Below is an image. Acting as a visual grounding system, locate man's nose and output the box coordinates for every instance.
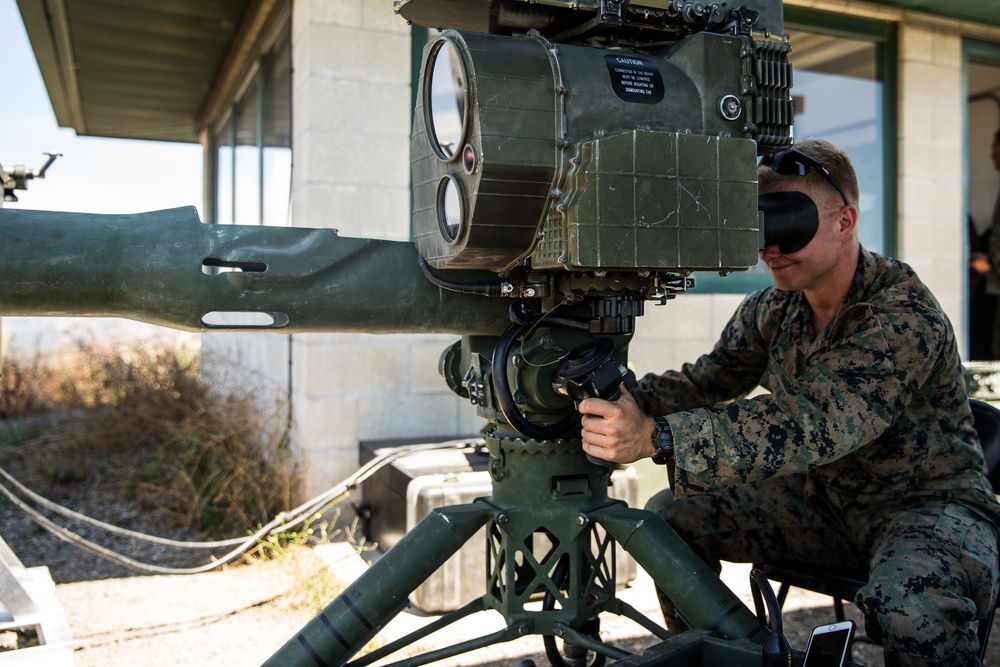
[759,244,781,260]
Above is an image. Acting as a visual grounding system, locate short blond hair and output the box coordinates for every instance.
[758,138,859,207]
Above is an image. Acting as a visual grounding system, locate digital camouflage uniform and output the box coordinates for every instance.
[635,247,1000,666]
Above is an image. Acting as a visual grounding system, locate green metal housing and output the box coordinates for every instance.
[410,28,788,273]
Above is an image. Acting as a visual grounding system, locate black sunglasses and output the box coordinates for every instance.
[760,149,851,207]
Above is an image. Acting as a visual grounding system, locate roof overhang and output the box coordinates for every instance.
[16,1,1000,145]
[16,0,278,144]
[871,0,1000,29]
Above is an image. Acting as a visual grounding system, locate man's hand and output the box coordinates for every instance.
[971,251,991,275]
[578,388,658,464]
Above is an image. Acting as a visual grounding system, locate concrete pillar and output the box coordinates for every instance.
[289,1,479,497]
[896,26,965,341]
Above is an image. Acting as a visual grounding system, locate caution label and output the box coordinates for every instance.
[605,54,665,105]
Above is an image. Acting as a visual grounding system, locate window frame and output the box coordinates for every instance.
[208,9,292,227]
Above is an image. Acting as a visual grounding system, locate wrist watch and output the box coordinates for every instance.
[650,417,674,465]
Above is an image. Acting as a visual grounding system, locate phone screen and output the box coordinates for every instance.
[803,625,853,667]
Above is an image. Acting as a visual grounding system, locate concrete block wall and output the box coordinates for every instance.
[895,26,966,336]
[289,1,479,497]
[628,292,747,380]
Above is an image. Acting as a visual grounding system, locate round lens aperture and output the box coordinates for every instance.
[437,176,465,244]
[427,39,468,161]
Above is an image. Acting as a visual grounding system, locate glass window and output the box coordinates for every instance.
[212,19,291,227]
[967,57,1000,246]
[234,76,262,227]
[263,26,292,227]
[696,13,894,293]
[788,31,887,256]
[216,115,234,225]
[965,43,1000,361]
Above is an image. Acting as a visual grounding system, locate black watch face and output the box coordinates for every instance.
[652,419,673,464]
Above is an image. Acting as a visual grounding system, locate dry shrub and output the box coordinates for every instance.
[0,348,79,417]
[0,339,300,535]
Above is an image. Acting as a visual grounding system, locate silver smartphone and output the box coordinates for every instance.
[802,620,856,667]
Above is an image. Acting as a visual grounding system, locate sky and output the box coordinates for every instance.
[0,0,203,215]
[1,0,205,352]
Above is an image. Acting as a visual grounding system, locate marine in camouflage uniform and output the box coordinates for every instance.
[638,247,1000,665]
[578,139,1000,666]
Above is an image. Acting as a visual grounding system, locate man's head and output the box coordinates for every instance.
[759,138,860,209]
[756,139,861,295]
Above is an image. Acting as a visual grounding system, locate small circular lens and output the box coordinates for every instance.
[437,176,464,244]
[462,144,476,174]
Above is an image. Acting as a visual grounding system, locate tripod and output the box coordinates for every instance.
[262,316,769,667]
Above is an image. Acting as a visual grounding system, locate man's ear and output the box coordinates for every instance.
[838,204,859,239]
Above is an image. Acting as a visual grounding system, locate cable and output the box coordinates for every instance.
[0,464,247,549]
[417,255,503,297]
[492,320,582,440]
[749,568,793,667]
[0,438,482,575]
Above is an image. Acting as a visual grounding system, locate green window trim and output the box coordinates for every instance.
[409,26,429,232]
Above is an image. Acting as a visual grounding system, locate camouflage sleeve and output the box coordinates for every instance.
[632,290,776,417]
[668,296,948,498]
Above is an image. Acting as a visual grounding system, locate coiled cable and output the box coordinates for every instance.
[0,438,482,575]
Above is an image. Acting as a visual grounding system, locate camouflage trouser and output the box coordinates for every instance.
[645,473,999,667]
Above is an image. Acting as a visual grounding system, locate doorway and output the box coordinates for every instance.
[966,59,1000,361]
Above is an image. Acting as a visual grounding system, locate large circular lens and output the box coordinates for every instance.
[427,39,468,161]
[437,175,465,243]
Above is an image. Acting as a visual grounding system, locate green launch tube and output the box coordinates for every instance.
[0,207,511,335]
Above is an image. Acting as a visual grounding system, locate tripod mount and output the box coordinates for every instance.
[263,296,769,667]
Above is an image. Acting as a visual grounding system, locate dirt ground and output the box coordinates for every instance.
[43,548,904,667]
[0,445,996,666]
[42,547,865,667]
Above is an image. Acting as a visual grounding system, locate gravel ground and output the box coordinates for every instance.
[1,445,998,666]
[0,452,214,584]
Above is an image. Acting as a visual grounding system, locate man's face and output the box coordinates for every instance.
[759,183,847,293]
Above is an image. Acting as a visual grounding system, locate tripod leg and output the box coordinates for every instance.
[262,502,493,667]
[594,502,768,644]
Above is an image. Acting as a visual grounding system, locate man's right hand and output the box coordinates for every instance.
[578,388,658,465]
